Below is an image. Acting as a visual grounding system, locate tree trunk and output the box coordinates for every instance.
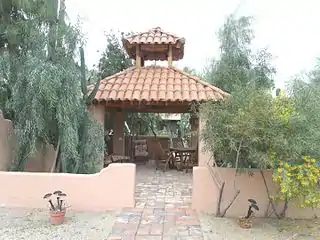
[260,170,281,219]
[216,182,225,216]
[56,0,66,49]
[50,140,60,172]
[280,196,288,218]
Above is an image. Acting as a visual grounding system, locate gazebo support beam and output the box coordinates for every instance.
[168,45,173,67]
[135,44,141,68]
[112,110,125,155]
[190,114,199,148]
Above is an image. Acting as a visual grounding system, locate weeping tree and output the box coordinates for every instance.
[1,0,103,173]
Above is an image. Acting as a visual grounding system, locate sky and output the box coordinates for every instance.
[66,0,320,89]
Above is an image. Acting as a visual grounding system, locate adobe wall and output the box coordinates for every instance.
[0,110,55,172]
[193,115,320,219]
[0,163,136,211]
[192,166,320,219]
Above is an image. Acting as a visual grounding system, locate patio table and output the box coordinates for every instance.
[169,147,197,171]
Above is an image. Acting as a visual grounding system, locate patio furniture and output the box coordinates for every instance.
[104,154,131,167]
[154,139,173,172]
[169,146,197,172]
[171,137,184,165]
[132,139,149,163]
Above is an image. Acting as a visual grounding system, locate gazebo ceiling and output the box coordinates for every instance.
[88,66,229,112]
[122,27,185,61]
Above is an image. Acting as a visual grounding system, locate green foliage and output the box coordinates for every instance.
[200,86,281,169]
[125,113,162,136]
[4,12,84,171]
[77,46,104,173]
[0,0,103,173]
[287,77,320,159]
[182,66,200,77]
[273,157,320,208]
[97,31,132,79]
[177,113,191,143]
[203,15,275,92]
[77,116,104,173]
[272,92,295,126]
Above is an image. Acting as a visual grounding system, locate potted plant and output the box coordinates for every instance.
[43,190,67,225]
[238,199,259,229]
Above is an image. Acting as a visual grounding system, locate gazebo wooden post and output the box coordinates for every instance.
[168,45,173,67]
[112,110,125,156]
[88,103,105,170]
[189,111,199,148]
[135,45,141,68]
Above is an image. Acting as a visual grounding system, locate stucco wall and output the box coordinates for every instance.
[192,166,320,219]
[0,163,135,211]
[0,110,56,172]
[194,114,320,219]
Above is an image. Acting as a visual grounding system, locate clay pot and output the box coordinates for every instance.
[50,211,66,225]
[238,217,253,229]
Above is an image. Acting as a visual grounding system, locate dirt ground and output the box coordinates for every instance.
[1,207,319,239]
[200,213,320,240]
[268,218,320,239]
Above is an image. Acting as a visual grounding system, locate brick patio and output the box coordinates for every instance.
[107,166,204,239]
[135,166,192,209]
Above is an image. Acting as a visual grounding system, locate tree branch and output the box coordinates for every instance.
[220,189,240,217]
[260,170,281,219]
[235,138,243,169]
[50,139,60,173]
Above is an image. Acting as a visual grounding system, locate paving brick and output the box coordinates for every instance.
[150,223,163,235]
[108,166,205,239]
[137,224,151,235]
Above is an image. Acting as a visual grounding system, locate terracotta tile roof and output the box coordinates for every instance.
[89,66,229,103]
[124,27,185,45]
[122,27,185,61]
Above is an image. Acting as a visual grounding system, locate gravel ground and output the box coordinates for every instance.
[0,207,117,240]
[1,207,319,240]
[200,213,320,240]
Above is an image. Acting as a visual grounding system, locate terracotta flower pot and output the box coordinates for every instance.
[238,217,253,229]
[50,211,66,225]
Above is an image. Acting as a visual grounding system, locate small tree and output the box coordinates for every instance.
[201,86,280,169]
[273,157,320,209]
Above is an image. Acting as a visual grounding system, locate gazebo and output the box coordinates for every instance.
[88,27,228,167]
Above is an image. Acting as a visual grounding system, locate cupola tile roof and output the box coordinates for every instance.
[122,27,185,61]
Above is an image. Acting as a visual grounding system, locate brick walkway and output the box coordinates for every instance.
[107,166,204,240]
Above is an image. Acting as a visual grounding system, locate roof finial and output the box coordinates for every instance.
[152,27,161,32]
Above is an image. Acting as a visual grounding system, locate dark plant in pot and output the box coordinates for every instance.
[43,190,68,225]
[238,199,259,229]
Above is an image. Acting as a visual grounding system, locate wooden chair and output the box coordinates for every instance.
[171,137,185,167]
[155,139,172,172]
[132,139,149,163]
